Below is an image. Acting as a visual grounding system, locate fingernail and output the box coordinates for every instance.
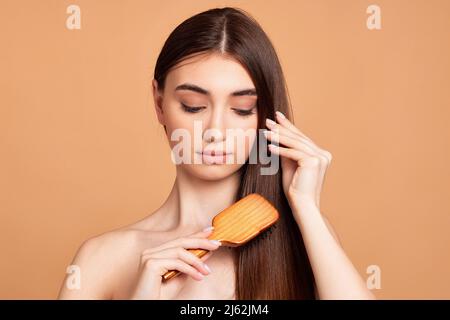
[266,118,276,128]
[203,226,214,232]
[209,240,221,246]
[197,272,205,280]
[276,111,285,119]
[204,263,211,273]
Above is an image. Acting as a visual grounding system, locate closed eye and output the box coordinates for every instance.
[180,103,206,113]
[181,103,256,117]
[232,107,256,117]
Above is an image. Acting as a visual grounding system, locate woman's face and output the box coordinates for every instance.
[153,52,259,181]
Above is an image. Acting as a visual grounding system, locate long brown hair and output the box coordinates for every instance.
[153,7,316,299]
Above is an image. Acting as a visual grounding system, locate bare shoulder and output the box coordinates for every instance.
[58,217,161,299]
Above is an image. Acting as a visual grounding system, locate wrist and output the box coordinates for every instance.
[288,194,318,212]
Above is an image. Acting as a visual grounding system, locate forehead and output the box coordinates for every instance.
[165,53,255,94]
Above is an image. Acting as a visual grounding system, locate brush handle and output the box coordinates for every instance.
[162,248,209,281]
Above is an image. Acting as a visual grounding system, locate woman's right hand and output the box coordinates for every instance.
[129,227,221,299]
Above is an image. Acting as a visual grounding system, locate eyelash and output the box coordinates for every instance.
[180,103,205,113]
[181,103,256,117]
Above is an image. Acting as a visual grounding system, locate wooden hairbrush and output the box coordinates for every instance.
[162,193,279,281]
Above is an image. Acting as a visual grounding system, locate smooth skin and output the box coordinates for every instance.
[58,52,375,300]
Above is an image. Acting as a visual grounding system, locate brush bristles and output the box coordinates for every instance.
[232,223,278,250]
[226,224,278,250]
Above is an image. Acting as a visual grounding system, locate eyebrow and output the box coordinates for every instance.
[175,83,257,97]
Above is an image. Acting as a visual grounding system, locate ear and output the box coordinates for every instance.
[152,79,165,126]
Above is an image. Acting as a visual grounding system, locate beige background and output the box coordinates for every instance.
[1,0,449,299]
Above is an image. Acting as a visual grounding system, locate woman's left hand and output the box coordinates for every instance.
[263,111,333,211]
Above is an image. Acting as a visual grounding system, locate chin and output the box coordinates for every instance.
[181,163,243,181]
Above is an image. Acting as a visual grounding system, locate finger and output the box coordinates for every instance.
[178,237,222,251]
[268,144,311,163]
[189,226,215,238]
[146,247,212,275]
[155,237,221,253]
[266,118,310,142]
[265,121,322,154]
[150,258,205,281]
[264,130,315,155]
[200,251,214,262]
[275,111,312,141]
[147,229,218,253]
[268,115,333,163]
[179,249,212,275]
[269,143,325,209]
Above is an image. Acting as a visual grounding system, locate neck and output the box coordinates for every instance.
[161,167,242,233]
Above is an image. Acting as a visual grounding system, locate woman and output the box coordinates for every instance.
[58,7,375,300]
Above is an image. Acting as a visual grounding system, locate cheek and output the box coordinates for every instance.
[164,104,183,128]
[164,105,195,137]
[226,126,258,157]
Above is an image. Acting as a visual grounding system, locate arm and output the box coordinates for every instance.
[265,111,375,299]
[293,200,376,300]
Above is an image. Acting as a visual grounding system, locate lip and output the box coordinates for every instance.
[196,150,233,156]
[196,150,233,164]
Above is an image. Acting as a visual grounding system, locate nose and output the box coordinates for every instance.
[206,135,217,143]
[203,107,226,143]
